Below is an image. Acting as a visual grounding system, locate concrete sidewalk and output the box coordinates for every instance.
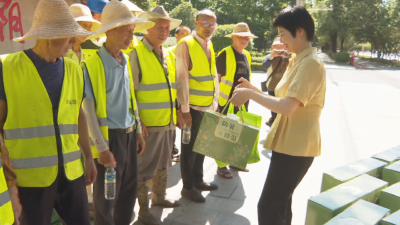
[126,54,400,225]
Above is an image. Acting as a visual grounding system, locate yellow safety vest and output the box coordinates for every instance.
[135,41,177,127]
[82,49,99,59]
[0,156,14,225]
[218,46,252,106]
[1,52,84,187]
[180,36,216,107]
[84,53,137,159]
[66,48,90,65]
[122,36,139,55]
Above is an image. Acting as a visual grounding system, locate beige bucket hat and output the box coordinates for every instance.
[138,5,182,30]
[121,0,143,13]
[88,0,154,39]
[14,0,94,42]
[70,4,102,31]
[225,23,258,39]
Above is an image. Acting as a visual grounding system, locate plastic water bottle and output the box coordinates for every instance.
[182,124,191,144]
[105,166,116,200]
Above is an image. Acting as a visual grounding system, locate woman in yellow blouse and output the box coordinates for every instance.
[67,4,101,63]
[231,6,326,225]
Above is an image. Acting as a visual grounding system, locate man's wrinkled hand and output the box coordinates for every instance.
[182,112,192,129]
[176,110,185,129]
[98,150,117,168]
[9,186,22,225]
[84,158,97,185]
[137,133,146,155]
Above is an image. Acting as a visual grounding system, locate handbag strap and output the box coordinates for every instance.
[264,57,283,84]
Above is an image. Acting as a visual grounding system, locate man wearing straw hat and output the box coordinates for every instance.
[216,22,257,178]
[82,0,109,56]
[121,0,144,54]
[128,5,182,224]
[82,1,153,224]
[67,3,102,64]
[175,9,220,203]
[0,0,97,224]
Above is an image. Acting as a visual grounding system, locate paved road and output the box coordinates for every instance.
[127,54,400,225]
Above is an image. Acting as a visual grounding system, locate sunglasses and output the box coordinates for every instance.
[198,21,218,29]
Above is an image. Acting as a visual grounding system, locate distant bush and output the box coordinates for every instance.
[252,56,266,64]
[251,63,266,71]
[335,52,351,63]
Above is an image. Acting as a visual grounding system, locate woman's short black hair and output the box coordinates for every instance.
[273,6,315,41]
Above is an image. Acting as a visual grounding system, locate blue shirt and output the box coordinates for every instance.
[84,46,135,129]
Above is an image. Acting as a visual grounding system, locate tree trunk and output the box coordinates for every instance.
[330,33,338,54]
[340,37,345,52]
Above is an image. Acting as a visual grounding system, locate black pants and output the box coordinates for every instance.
[268,91,277,122]
[180,108,205,190]
[93,129,138,225]
[19,167,90,225]
[258,151,314,225]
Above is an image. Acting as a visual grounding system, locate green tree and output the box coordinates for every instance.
[169,2,198,31]
[155,0,185,12]
[129,0,156,11]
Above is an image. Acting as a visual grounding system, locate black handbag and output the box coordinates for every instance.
[261,58,282,92]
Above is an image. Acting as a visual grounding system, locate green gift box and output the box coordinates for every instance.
[321,158,387,192]
[379,182,400,212]
[381,210,400,225]
[306,174,388,225]
[193,110,259,169]
[325,200,390,225]
[383,161,400,185]
[373,149,400,164]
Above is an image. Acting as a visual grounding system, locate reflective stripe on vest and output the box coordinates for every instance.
[1,52,84,187]
[84,53,137,158]
[4,124,78,140]
[218,46,252,106]
[180,36,216,107]
[135,41,177,127]
[0,155,14,224]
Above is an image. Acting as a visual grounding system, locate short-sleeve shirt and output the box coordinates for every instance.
[264,47,326,157]
[84,46,135,129]
[216,47,250,95]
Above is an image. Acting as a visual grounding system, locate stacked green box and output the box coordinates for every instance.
[372,149,400,164]
[379,182,400,212]
[383,161,400,185]
[325,200,390,225]
[321,158,387,192]
[305,174,388,225]
[381,210,400,225]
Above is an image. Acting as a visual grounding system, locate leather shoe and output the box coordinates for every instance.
[195,181,218,191]
[181,187,205,202]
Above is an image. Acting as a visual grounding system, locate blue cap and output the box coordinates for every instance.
[87,0,109,14]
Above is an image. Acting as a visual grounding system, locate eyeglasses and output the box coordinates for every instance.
[198,21,218,29]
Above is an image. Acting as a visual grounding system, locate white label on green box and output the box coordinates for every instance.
[215,117,242,143]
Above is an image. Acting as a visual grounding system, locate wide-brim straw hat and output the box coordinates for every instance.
[121,0,143,12]
[138,5,182,30]
[88,1,154,39]
[70,4,102,31]
[14,0,94,42]
[225,22,258,39]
